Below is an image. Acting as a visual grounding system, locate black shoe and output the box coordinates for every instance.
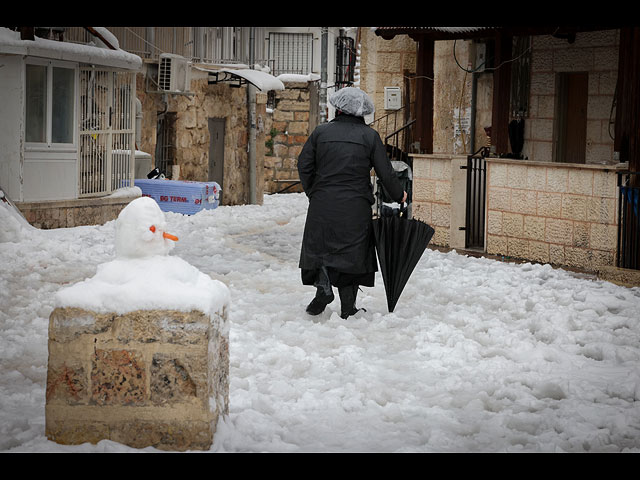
[306,289,334,315]
[338,284,366,319]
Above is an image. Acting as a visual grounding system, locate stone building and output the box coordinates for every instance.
[363,27,638,277]
[136,66,272,206]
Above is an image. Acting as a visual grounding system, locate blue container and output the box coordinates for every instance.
[134,179,221,215]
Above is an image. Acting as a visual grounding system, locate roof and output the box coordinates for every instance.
[374,26,620,40]
[0,27,142,71]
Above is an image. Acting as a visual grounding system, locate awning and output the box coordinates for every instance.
[197,66,285,92]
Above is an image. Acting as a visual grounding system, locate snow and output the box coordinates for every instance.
[53,197,230,332]
[277,73,321,84]
[1,192,640,452]
[220,68,285,92]
[0,27,142,71]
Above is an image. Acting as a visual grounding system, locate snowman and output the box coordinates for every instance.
[115,196,179,258]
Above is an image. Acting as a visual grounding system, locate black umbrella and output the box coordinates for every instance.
[372,214,435,312]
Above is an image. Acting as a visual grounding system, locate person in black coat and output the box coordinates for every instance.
[297,87,406,319]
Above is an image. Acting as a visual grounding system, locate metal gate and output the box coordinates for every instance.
[78,67,136,197]
[617,171,640,269]
[463,147,489,249]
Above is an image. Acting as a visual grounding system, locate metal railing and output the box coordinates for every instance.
[617,171,640,270]
[63,27,270,66]
[462,146,490,249]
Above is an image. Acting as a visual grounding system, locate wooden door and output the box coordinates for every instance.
[555,72,588,164]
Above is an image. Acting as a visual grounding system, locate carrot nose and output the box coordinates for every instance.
[149,225,178,241]
[163,232,178,241]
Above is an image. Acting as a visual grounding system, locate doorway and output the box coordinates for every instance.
[208,118,225,200]
[554,72,588,164]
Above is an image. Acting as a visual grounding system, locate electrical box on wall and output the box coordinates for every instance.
[384,86,402,110]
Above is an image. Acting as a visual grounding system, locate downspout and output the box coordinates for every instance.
[470,71,478,154]
[320,27,328,123]
[248,27,257,204]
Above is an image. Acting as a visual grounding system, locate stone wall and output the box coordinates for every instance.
[45,307,229,451]
[411,154,626,272]
[486,158,625,271]
[16,195,137,229]
[359,28,416,123]
[411,154,468,249]
[524,30,620,164]
[137,68,266,206]
[263,80,319,194]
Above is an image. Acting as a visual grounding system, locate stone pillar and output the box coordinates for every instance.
[45,306,229,451]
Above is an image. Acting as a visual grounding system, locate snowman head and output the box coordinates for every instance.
[115,196,178,259]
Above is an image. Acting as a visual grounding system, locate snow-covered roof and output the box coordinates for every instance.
[0,27,142,71]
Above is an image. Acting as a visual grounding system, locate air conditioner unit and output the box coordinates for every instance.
[158,54,191,93]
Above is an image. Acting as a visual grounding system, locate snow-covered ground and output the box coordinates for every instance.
[1,192,640,452]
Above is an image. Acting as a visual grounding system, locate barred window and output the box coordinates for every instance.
[268,32,313,76]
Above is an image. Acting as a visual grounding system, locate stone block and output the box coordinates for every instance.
[567,169,593,195]
[507,165,527,188]
[413,179,436,202]
[45,307,229,451]
[412,158,431,178]
[592,170,617,198]
[488,163,507,187]
[487,235,508,256]
[431,203,451,228]
[507,237,529,259]
[587,197,616,224]
[487,210,502,235]
[511,190,537,215]
[590,223,617,251]
[597,265,640,287]
[412,202,432,224]
[432,225,450,247]
[537,192,562,217]
[526,166,547,191]
[549,244,565,265]
[573,221,590,248]
[546,168,568,193]
[523,215,545,240]
[528,240,550,263]
[545,218,573,245]
[561,194,588,221]
[502,212,524,238]
[488,187,510,212]
[435,180,451,203]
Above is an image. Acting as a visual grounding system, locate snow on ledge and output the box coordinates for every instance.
[0,27,142,71]
[277,73,321,84]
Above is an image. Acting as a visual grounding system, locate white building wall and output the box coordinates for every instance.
[0,55,25,201]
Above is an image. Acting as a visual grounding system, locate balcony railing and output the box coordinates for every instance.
[63,27,270,67]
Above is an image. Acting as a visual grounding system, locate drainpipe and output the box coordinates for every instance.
[320,27,328,123]
[470,71,478,154]
[248,27,257,204]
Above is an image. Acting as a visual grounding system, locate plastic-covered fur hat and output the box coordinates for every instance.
[329,87,375,117]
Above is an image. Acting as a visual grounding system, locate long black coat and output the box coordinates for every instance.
[297,114,404,287]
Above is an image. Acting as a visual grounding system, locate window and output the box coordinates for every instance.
[25,61,76,146]
[268,32,313,76]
